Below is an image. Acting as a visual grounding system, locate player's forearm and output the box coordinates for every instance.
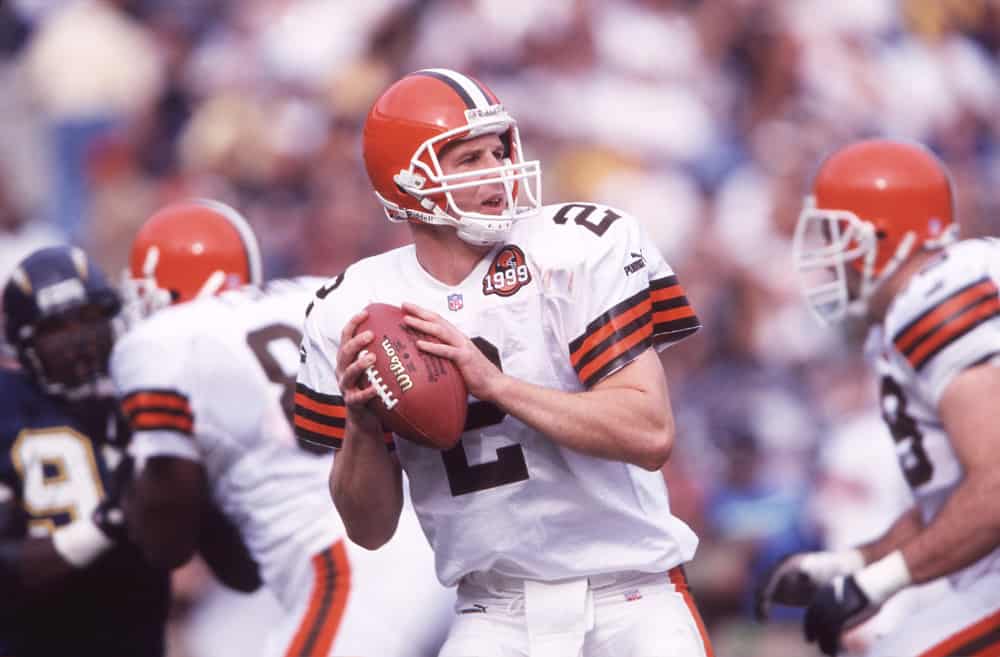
[330,421,403,550]
[898,472,1000,584]
[489,374,673,471]
[858,506,923,564]
[0,538,75,599]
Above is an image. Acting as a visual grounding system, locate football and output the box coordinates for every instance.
[358,303,468,449]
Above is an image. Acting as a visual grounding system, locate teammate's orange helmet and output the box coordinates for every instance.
[362,68,541,245]
[124,200,262,319]
[793,139,956,323]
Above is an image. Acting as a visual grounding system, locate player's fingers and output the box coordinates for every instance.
[401,302,440,321]
[344,385,378,406]
[340,349,376,388]
[337,330,374,370]
[339,310,369,343]
[404,315,452,342]
[416,339,456,359]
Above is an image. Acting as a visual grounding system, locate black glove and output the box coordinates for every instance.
[91,454,135,543]
[803,574,872,656]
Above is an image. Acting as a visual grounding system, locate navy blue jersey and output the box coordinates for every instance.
[0,368,170,657]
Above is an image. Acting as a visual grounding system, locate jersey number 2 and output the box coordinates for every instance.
[442,337,529,496]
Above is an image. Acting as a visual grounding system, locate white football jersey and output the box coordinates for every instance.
[296,203,702,586]
[876,237,1000,589]
[112,278,338,607]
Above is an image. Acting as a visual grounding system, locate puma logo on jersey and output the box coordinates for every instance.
[459,604,487,614]
[483,245,532,297]
[624,252,646,276]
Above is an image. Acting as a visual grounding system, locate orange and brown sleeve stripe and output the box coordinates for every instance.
[293,383,395,451]
[893,278,1000,372]
[120,389,194,435]
[570,276,699,387]
[294,383,346,449]
[284,541,351,657]
[919,607,1000,657]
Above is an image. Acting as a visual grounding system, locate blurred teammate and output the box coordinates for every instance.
[115,200,452,657]
[296,68,713,656]
[756,139,1000,656]
[0,246,170,656]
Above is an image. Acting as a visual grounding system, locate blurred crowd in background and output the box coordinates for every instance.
[1,0,999,655]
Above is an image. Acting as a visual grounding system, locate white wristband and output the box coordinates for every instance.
[854,550,912,606]
[52,517,114,567]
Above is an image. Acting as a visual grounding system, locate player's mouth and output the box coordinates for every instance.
[480,193,506,214]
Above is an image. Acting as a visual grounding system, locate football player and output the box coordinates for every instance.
[756,139,1000,656]
[115,200,453,657]
[0,245,171,656]
[296,68,714,657]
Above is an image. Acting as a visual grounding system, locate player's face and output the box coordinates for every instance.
[438,134,508,216]
[33,305,114,389]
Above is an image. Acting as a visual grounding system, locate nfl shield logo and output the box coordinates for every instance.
[447,293,464,311]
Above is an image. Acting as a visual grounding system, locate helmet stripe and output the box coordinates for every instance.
[192,199,263,285]
[414,68,494,110]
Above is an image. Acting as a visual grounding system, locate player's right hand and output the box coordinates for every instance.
[754,549,865,621]
[335,311,381,430]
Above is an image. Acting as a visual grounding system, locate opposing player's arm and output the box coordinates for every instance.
[298,294,403,550]
[894,361,1000,583]
[197,497,262,592]
[127,455,207,569]
[0,486,119,602]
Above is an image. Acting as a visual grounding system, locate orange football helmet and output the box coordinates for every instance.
[793,139,956,323]
[363,68,541,245]
[123,199,262,320]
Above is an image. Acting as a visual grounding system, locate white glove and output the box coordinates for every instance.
[755,549,865,621]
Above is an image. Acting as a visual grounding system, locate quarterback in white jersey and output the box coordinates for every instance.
[115,201,452,657]
[758,139,1000,657]
[295,69,713,657]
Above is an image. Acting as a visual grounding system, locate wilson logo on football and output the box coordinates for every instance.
[483,245,532,297]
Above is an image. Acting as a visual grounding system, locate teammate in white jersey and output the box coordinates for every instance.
[294,68,714,657]
[756,138,1000,656]
[114,200,452,657]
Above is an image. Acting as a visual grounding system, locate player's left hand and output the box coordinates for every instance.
[402,303,505,401]
[803,574,873,656]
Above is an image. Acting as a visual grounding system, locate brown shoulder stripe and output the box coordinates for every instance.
[121,389,194,435]
[293,384,395,451]
[294,384,345,449]
[892,279,1000,371]
[568,287,651,387]
[650,276,700,343]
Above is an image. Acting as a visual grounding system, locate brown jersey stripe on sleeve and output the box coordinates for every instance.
[121,389,192,416]
[907,296,1000,371]
[577,321,653,387]
[130,412,194,435]
[893,279,997,353]
[570,290,650,366]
